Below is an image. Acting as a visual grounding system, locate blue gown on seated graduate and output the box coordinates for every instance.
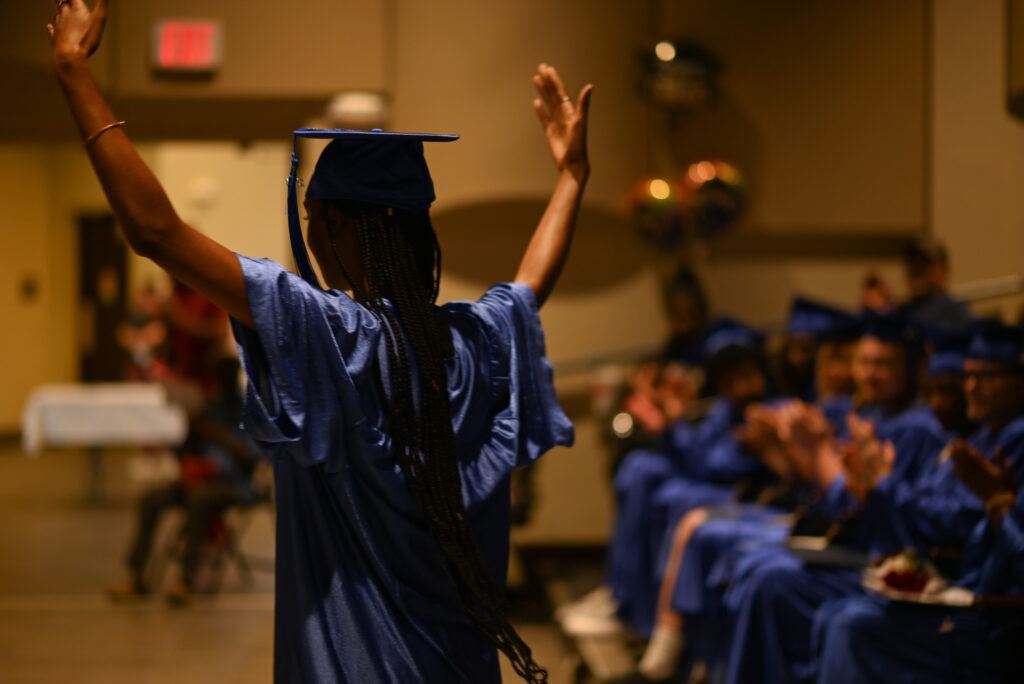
[654,396,849,663]
[720,403,955,684]
[607,398,760,634]
[231,257,574,684]
[815,497,1024,684]
[722,409,1024,684]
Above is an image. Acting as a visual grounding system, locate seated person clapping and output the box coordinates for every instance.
[816,418,1024,684]
[725,318,1024,684]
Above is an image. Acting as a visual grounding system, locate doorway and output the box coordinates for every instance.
[78,213,128,382]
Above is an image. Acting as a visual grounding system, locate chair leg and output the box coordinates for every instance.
[144,510,186,593]
[172,498,273,594]
[223,508,257,590]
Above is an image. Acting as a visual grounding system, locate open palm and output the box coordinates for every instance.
[532,63,593,183]
[47,0,109,61]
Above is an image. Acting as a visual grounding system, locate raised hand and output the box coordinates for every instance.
[45,0,253,329]
[47,0,109,63]
[532,64,593,183]
[515,65,593,306]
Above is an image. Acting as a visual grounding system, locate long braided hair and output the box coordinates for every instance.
[325,200,547,683]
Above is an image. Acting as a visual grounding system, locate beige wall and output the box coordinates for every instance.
[0,144,159,433]
[112,1,387,98]
[136,142,293,287]
[933,0,1024,320]
[0,147,57,428]
[1009,0,1024,98]
[660,0,927,233]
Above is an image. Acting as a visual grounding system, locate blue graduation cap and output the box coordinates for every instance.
[701,316,766,361]
[922,325,970,379]
[786,296,859,341]
[287,128,459,288]
[858,310,924,353]
[965,318,1024,370]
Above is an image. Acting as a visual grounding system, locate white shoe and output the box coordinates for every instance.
[560,610,628,638]
[554,585,619,623]
[637,626,685,680]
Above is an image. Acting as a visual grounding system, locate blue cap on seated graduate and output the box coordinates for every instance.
[965,318,1024,370]
[701,317,765,360]
[858,309,925,351]
[922,325,970,379]
[701,318,769,405]
[786,296,859,341]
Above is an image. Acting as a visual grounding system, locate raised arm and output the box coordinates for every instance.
[514,64,593,307]
[48,0,253,328]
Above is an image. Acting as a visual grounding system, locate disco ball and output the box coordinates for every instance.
[629,176,684,250]
[640,39,721,112]
[679,160,747,239]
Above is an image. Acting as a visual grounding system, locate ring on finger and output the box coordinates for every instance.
[560,96,571,103]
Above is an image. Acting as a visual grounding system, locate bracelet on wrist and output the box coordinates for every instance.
[83,120,126,148]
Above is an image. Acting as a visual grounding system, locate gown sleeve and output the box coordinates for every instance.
[229,256,382,465]
[958,495,1024,595]
[445,283,574,505]
[991,503,1024,593]
[872,429,1024,553]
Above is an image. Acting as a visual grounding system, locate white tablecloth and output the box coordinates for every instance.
[21,383,188,455]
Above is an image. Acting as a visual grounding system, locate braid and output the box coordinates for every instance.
[329,201,547,683]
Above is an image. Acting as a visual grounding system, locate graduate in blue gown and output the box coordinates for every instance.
[634,300,860,680]
[814,320,1024,684]
[49,5,593,681]
[858,322,1024,558]
[603,321,770,635]
[721,311,952,684]
[773,296,857,403]
[921,327,975,440]
[815,463,1024,684]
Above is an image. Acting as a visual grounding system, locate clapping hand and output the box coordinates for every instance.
[533,64,593,183]
[776,401,837,485]
[951,442,1015,506]
[655,364,698,423]
[739,403,780,452]
[623,362,667,434]
[842,414,895,502]
[739,403,793,479]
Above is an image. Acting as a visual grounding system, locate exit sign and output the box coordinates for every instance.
[151,20,223,74]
